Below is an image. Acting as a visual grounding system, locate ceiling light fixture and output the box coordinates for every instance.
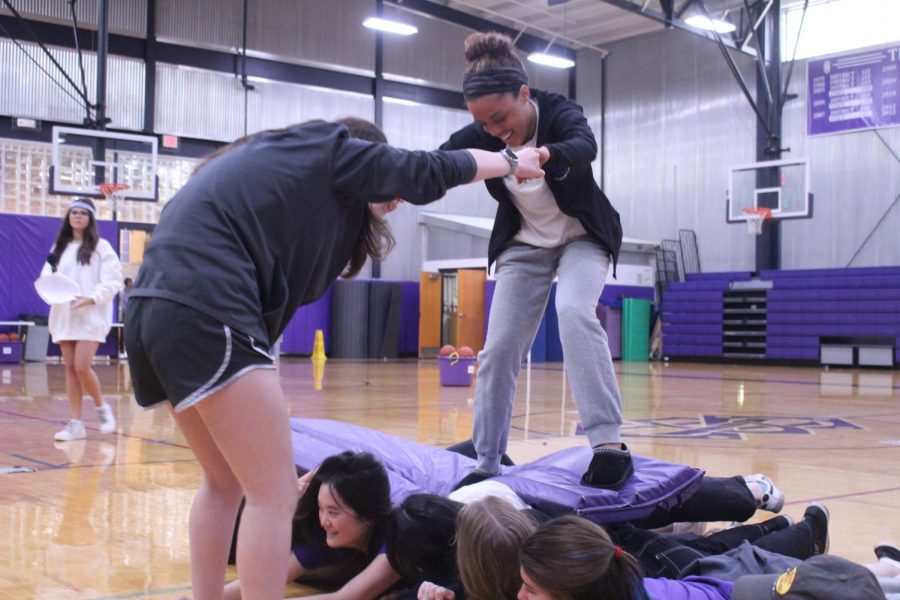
[527,34,575,69]
[363,17,418,36]
[684,14,736,34]
[527,52,575,69]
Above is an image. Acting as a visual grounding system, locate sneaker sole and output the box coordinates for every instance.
[806,502,830,555]
[875,543,900,563]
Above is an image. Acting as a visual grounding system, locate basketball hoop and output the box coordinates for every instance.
[742,207,772,235]
[99,183,129,200]
[99,183,129,217]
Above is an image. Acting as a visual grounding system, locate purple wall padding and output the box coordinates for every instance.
[279,286,333,354]
[686,271,753,281]
[290,418,703,524]
[0,214,119,358]
[398,281,419,355]
[761,267,900,279]
[600,284,655,304]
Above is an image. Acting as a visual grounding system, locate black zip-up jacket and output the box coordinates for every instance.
[439,88,623,274]
[131,121,476,347]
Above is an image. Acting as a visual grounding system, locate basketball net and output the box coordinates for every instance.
[742,207,772,235]
[99,183,129,216]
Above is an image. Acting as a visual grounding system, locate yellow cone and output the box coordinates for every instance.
[312,357,326,391]
[311,329,327,362]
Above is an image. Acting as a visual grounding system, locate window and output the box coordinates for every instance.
[782,0,900,61]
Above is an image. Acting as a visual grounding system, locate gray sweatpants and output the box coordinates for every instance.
[473,238,623,473]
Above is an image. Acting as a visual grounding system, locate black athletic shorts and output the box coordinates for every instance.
[125,297,275,412]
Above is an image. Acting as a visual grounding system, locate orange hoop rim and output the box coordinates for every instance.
[99,183,130,197]
[741,207,773,220]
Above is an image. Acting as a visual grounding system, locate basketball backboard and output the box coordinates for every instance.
[727,158,812,223]
[50,126,159,202]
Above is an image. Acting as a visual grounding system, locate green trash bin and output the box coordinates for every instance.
[621,298,650,361]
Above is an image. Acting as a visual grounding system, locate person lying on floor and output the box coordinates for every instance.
[386,492,828,597]
[409,496,893,600]
[224,452,399,600]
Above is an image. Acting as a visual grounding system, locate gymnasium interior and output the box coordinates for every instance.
[1,0,898,598]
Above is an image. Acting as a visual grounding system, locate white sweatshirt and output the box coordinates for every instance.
[41,239,123,343]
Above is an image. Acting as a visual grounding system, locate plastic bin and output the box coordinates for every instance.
[622,298,650,361]
[438,355,477,386]
[0,340,23,363]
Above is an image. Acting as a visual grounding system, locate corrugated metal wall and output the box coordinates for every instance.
[0,0,146,35]
[602,29,759,273]
[381,101,496,280]
[0,39,145,130]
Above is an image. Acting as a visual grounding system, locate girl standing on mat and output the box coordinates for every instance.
[43,197,123,442]
[126,117,543,600]
[440,32,630,491]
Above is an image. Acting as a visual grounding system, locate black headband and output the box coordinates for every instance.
[462,67,529,101]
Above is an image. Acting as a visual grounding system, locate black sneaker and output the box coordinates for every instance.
[874,542,900,563]
[803,502,830,556]
[580,444,633,490]
[451,470,497,491]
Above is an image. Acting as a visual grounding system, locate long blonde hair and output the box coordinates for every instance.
[456,496,537,600]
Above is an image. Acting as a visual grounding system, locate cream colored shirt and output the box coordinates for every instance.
[505,100,587,248]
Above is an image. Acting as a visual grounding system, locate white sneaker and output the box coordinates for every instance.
[54,419,86,442]
[744,473,785,513]
[96,403,117,434]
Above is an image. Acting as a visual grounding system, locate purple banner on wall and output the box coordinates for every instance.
[807,44,900,136]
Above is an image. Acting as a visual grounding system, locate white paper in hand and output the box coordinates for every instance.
[34,273,81,305]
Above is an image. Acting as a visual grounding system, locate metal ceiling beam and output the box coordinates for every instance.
[385,0,584,58]
[593,0,756,56]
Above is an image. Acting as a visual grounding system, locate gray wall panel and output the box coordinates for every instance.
[603,29,757,272]
[247,0,374,72]
[0,0,146,35]
[381,101,496,281]
[157,0,242,49]
[0,39,144,130]
[158,0,375,73]
[246,80,374,134]
[382,4,470,90]
[154,64,245,142]
[576,49,604,183]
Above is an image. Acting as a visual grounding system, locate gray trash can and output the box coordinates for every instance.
[24,325,50,362]
[20,315,50,362]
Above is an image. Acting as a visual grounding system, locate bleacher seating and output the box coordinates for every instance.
[662,267,900,365]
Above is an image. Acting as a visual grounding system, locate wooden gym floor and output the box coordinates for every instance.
[1,357,898,598]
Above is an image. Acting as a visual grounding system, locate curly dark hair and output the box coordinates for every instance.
[463,31,526,76]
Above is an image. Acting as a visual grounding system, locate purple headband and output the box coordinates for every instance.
[462,66,529,101]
